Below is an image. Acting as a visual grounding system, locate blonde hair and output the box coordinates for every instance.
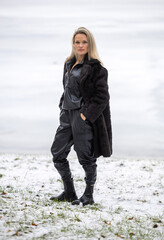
[66,27,102,64]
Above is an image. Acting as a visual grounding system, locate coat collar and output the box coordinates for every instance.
[66,54,100,67]
[66,55,85,72]
[85,58,100,66]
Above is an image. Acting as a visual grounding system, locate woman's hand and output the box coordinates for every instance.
[80,113,86,121]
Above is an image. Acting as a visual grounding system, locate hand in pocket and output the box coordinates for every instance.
[80,113,86,121]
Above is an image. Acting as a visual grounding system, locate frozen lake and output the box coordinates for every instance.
[0,0,164,157]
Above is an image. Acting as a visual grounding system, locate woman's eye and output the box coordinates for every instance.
[75,41,88,45]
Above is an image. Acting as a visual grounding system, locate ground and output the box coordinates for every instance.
[0,154,164,239]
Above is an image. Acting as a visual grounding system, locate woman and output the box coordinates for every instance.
[50,27,112,206]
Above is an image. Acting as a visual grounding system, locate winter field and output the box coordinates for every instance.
[0,154,164,240]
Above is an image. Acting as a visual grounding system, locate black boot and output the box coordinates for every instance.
[72,184,94,206]
[72,164,96,206]
[50,178,78,202]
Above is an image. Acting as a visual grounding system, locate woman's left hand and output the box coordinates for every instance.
[80,113,86,121]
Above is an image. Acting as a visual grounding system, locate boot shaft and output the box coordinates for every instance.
[84,184,94,198]
[50,178,78,202]
[63,178,76,194]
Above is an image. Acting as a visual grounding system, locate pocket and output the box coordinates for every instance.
[79,114,92,129]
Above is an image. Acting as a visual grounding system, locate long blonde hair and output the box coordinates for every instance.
[66,27,102,64]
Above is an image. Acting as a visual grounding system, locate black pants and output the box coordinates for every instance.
[51,109,97,185]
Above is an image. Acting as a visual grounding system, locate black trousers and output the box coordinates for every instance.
[51,109,97,185]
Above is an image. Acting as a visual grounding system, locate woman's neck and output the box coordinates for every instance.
[76,54,86,63]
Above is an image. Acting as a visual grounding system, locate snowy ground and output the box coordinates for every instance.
[0,154,164,239]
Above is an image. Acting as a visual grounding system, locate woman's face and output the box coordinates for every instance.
[74,33,88,59]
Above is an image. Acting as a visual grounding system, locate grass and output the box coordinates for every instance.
[0,154,164,239]
[1,188,163,239]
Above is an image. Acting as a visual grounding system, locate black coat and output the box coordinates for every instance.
[59,58,112,158]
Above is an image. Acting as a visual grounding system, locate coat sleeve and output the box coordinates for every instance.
[80,67,110,123]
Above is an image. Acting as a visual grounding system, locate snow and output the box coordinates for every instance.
[0,154,164,239]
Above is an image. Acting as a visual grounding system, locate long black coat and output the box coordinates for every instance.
[59,58,112,158]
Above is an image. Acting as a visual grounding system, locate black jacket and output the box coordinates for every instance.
[59,57,112,158]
